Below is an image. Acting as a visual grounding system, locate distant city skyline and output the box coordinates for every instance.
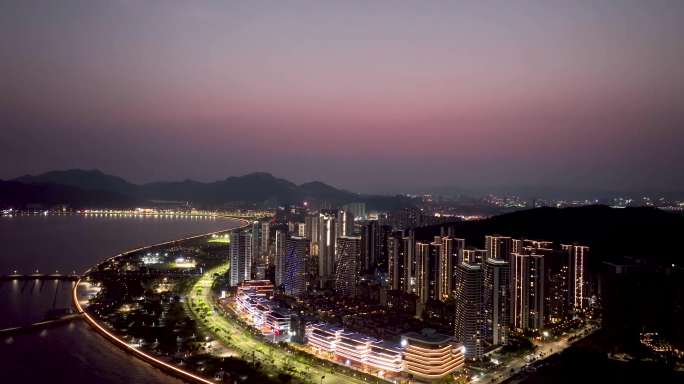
[2,1,684,194]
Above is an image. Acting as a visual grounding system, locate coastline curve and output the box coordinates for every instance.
[72,216,252,384]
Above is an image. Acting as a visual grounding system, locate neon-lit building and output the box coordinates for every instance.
[306,323,343,354]
[305,323,404,375]
[367,341,404,374]
[335,331,375,366]
[236,280,274,297]
[234,282,291,342]
[281,236,309,297]
[318,211,337,288]
[335,236,361,297]
[401,329,465,379]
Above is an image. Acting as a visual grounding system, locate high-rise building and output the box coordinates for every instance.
[360,221,391,274]
[361,220,379,273]
[387,232,405,291]
[485,235,513,262]
[454,260,484,359]
[403,231,416,294]
[449,238,466,297]
[562,244,589,312]
[336,209,354,238]
[305,214,320,257]
[273,229,288,287]
[416,240,441,304]
[342,202,366,220]
[335,236,361,297]
[461,248,486,264]
[318,211,337,287]
[523,239,554,249]
[296,222,306,237]
[511,252,545,332]
[260,221,271,263]
[544,250,571,325]
[251,221,262,264]
[229,230,253,287]
[483,257,510,346]
[438,236,464,301]
[512,239,524,254]
[282,236,309,297]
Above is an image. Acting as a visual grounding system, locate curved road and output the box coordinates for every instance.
[188,264,370,384]
[73,217,251,384]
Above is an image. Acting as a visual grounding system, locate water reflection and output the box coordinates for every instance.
[0,215,241,384]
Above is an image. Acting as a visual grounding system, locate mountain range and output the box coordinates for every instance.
[2,169,413,210]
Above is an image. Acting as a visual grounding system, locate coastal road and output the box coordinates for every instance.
[477,325,598,384]
[187,264,369,384]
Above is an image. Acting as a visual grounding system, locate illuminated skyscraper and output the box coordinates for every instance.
[318,211,337,288]
[336,209,354,238]
[305,213,320,257]
[229,230,253,287]
[342,202,366,219]
[403,231,417,294]
[273,229,288,287]
[449,238,466,297]
[251,220,262,263]
[454,260,484,359]
[260,221,270,262]
[511,252,545,332]
[438,236,464,301]
[483,257,510,346]
[387,231,406,291]
[485,235,513,262]
[361,220,379,272]
[335,236,361,297]
[416,240,441,304]
[282,236,309,297]
[460,248,486,264]
[296,222,306,237]
[562,244,589,312]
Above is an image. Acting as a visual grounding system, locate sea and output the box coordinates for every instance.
[0,214,243,383]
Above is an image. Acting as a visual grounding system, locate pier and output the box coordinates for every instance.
[0,314,82,336]
[1,273,80,281]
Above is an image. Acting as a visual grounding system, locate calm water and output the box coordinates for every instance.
[0,214,242,383]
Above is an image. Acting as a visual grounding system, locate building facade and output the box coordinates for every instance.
[282,236,309,297]
[454,260,484,359]
[229,230,253,287]
[318,211,337,288]
[483,257,510,346]
[335,236,361,297]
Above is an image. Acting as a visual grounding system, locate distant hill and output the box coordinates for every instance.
[15,169,137,194]
[417,205,684,268]
[6,169,414,210]
[0,180,137,209]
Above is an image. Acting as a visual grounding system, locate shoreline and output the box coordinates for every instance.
[72,216,252,384]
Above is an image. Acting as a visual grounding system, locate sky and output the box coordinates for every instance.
[2,1,684,194]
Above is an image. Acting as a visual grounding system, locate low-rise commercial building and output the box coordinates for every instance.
[401,329,465,379]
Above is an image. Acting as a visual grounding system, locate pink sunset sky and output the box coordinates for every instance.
[2,1,683,193]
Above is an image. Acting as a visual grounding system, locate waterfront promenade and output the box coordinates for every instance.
[72,217,251,384]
